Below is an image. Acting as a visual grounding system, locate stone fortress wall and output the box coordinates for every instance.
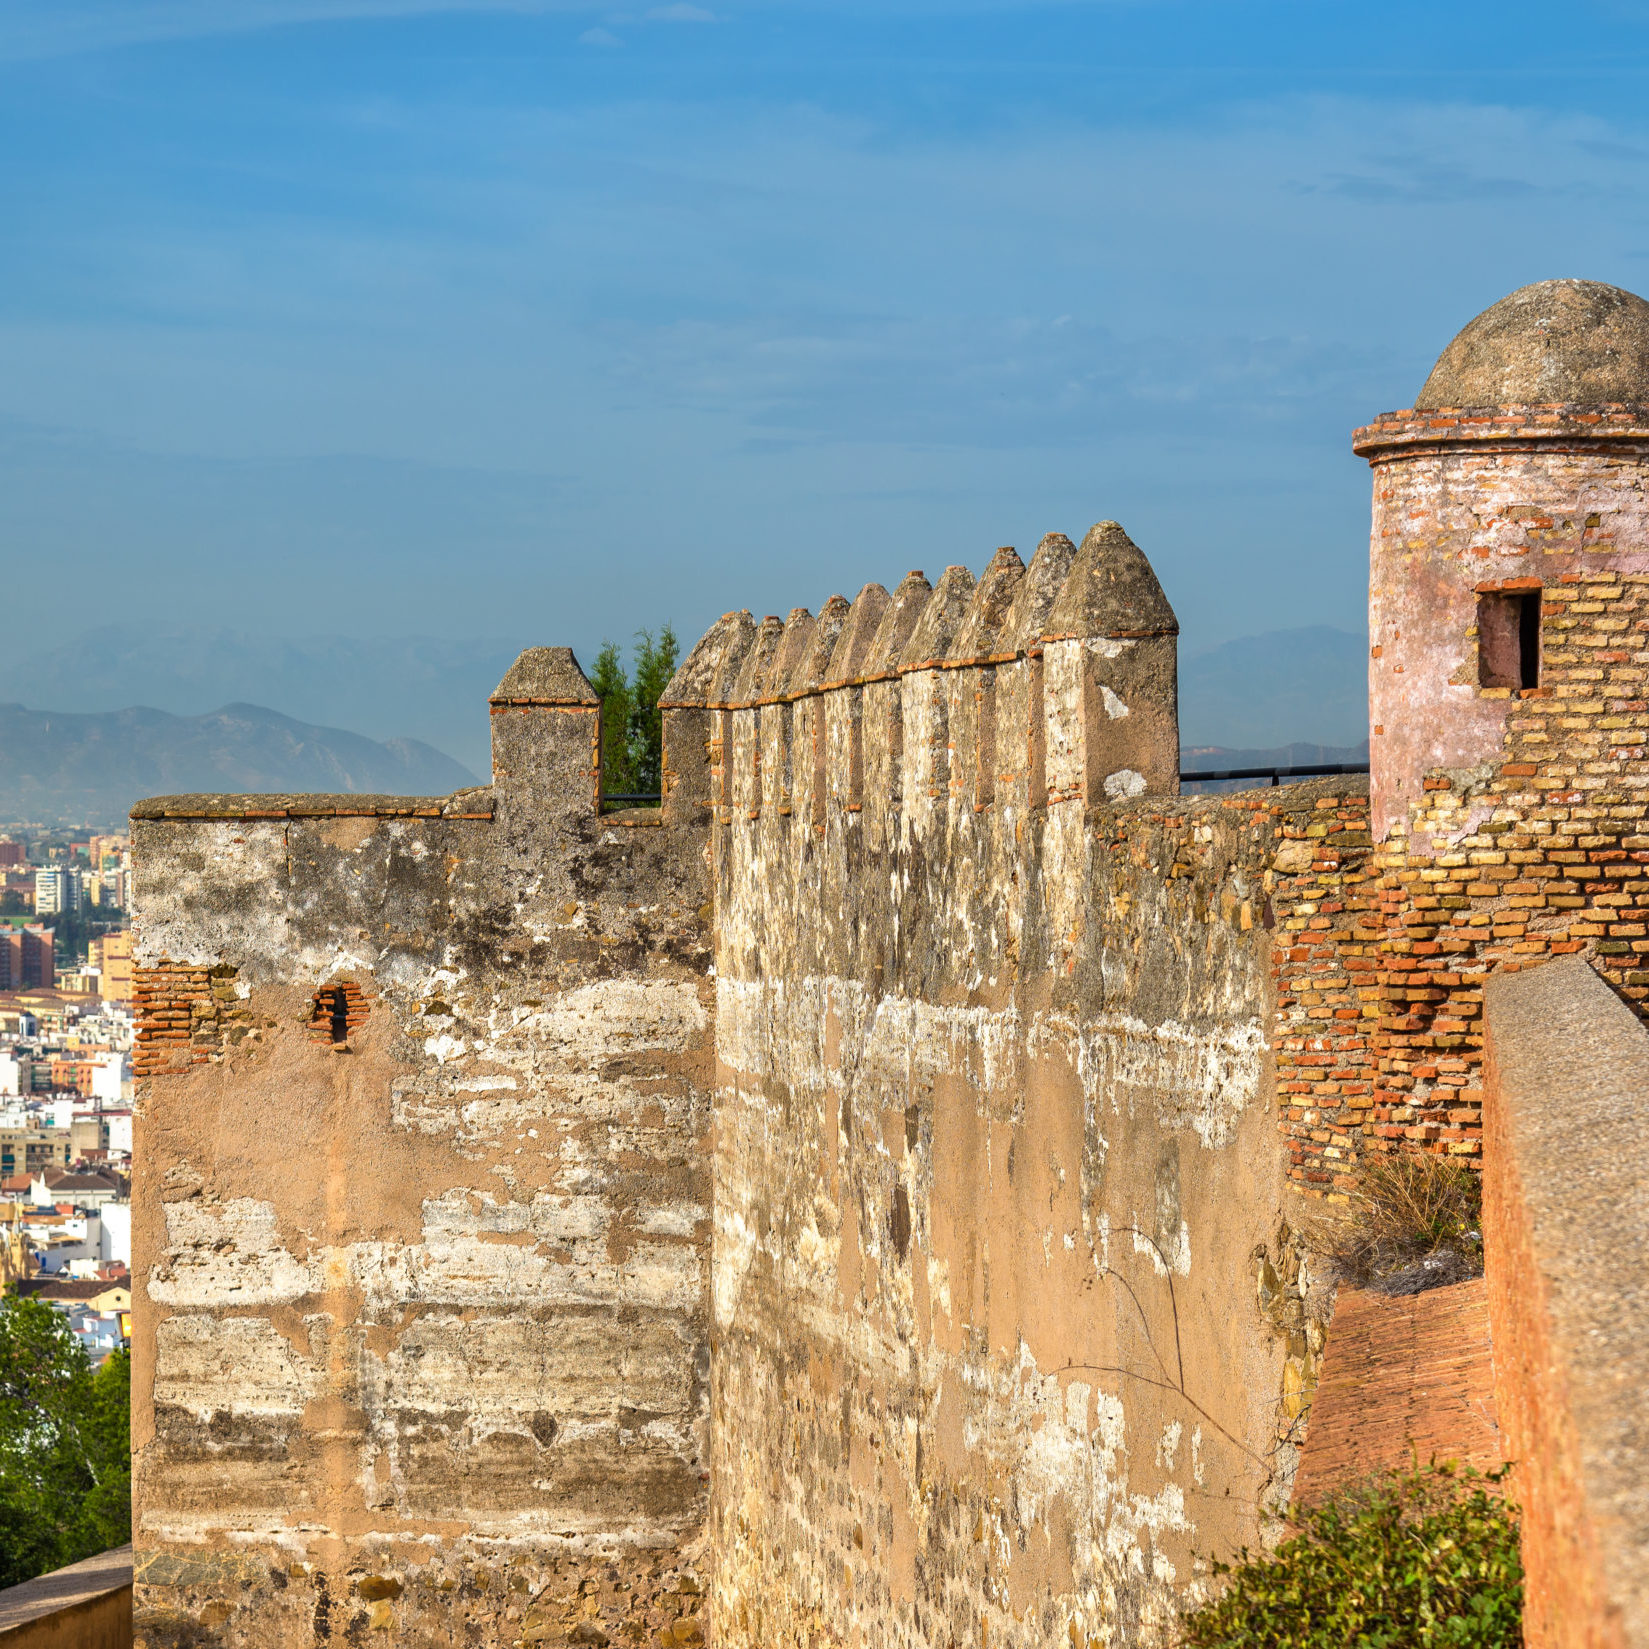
[128,278,1649,1647]
[128,653,717,1648]
[664,528,1334,1647]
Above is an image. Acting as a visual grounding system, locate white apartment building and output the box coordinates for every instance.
[33,868,82,915]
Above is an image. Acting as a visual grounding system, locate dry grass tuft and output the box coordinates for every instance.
[1309,1154,1483,1296]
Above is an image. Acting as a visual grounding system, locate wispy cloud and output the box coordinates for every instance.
[0,0,584,62]
[579,24,624,43]
[0,0,1104,60]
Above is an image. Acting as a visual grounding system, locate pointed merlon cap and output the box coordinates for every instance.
[865,571,933,676]
[823,583,892,685]
[660,610,755,708]
[731,615,787,706]
[947,546,1026,663]
[1044,521,1177,642]
[1001,532,1078,653]
[802,594,854,691]
[899,565,977,670]
[1416,279,1649,408]
[491,646,599,706]
[709,612,761,706]
[770,608,817,699]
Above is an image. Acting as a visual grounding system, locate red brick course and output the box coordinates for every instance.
[133,963,238,1078]
[306,979,370,1044]
[1291,1281,1501,1507]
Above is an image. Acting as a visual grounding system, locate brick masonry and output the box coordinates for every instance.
[1271,403,1649,1193]
[1290,1282,1500,1507]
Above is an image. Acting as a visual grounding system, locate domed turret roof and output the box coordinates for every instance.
[1415,278,1649,408]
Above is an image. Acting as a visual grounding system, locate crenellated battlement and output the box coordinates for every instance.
[658,520,1180,825]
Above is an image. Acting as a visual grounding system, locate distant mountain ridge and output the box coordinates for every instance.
[1180,625,1366,750]
[0,702,479,829]
[0,627,530,780]
[1181,739,1369,791]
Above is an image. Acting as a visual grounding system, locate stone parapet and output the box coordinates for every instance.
[127,649,715,1649]
[129,792,495,820]
[1353,403,1649,460]
[0,1544,133,1649]
[662,520,1181,826]
[1483,958,1649,1649]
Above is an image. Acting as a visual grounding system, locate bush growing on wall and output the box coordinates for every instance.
[1311,1154,1484,1296]
[1180,1459,1521,1648]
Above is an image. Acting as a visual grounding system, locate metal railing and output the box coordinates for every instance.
[1179,762,1369,787]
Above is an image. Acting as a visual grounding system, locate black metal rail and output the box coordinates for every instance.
[1180,763,1369,787]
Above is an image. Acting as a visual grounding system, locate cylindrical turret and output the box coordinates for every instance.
[1354,279,1649,840]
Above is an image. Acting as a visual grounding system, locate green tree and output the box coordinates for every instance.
[628,625,679,796]
[589,627,679,801]
[0,1299,130,1587]
[72,1351,132,1558]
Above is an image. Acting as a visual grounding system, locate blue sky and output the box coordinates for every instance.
[5,0,1649,691]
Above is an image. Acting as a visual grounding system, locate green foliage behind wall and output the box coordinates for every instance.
[0,1297,131,1587]
[591,626,678,800]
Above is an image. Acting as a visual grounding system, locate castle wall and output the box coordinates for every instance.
[676,537,1331,1648]
[128,653,715,1649]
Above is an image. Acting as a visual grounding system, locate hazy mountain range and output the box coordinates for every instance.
[0,628,524,780]
[0,703,477,829]
[1179,625,1366,750]
[0,622,1369,827]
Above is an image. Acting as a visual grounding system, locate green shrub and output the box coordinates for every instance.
[1180,1460,1521,1648]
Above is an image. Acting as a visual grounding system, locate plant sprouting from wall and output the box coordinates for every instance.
[1308,1153,1483,1296]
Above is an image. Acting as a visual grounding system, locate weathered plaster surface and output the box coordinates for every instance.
[130,658,715,1649]
[1358,415,1649,839]
[690,540,1312,1649]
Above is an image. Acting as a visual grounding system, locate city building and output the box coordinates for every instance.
[0,926,56,990]
[97,1201,130,1268]
[0,1127,71,1180]
[0,1050,29,1096]
[88,932,133,1003]
[18,1275,132,1314]
[33,867,81,916]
